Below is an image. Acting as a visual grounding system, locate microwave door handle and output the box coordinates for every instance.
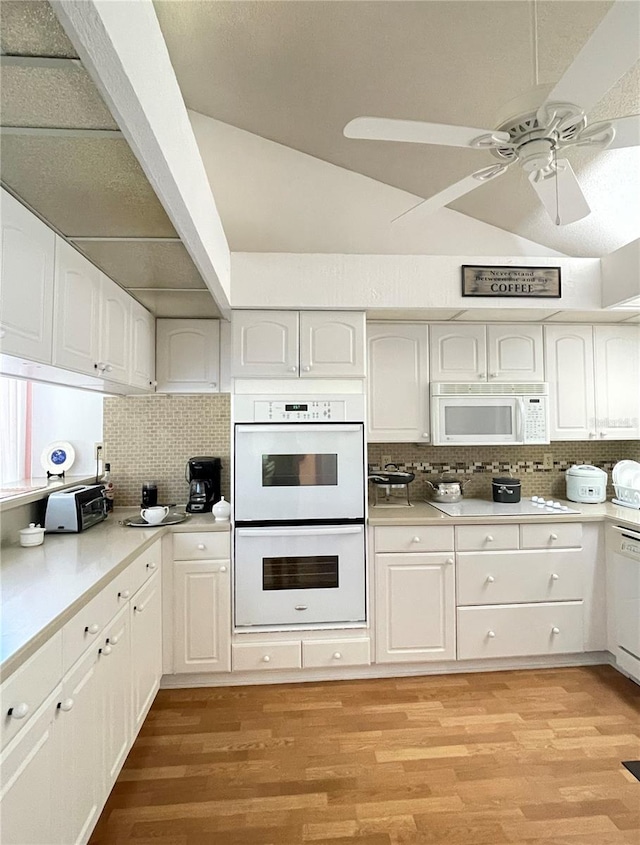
[516,397,525,441]
[236,526,362,538]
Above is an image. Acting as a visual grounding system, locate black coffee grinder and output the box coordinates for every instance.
[186,456,222,513]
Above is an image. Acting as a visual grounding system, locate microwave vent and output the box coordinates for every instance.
[431,382,548,396]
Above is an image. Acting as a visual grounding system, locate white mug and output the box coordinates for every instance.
[141,506,169,525]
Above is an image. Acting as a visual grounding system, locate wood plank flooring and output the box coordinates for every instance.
[90,666,640,844]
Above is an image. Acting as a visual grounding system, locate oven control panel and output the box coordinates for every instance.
[254,400,345,421]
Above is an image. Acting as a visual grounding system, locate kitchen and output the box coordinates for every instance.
[1,1,640,844]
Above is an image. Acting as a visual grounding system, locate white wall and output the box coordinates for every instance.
[601,239,640,308]
[31,384,103,477]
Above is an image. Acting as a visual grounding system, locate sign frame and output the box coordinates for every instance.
[461,265,562,299]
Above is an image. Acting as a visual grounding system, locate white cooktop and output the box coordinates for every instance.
[428,498,581,517]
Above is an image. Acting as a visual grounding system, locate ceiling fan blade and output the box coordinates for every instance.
[344,117,510,148]
[537,1,640,122]
[528,159,591,226]
[393,163,510,223]
[589,114,640,151]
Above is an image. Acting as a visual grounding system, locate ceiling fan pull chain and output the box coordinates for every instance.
[553,147,561,226]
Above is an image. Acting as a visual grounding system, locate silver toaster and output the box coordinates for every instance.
[44,485,107,533]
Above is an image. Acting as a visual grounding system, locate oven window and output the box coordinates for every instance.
[263,556,339,590]
[262,453,338,487]
[445,405,513,436]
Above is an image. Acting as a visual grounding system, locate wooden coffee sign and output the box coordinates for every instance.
[462,265,561,298]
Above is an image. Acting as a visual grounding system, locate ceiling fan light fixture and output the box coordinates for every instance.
[517,138,555,172]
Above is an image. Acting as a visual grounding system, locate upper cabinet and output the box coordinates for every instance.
[0,191,55,363]
[129,300,156,390]
[99,275,131,385]
[430,324,544,382]
[367,323,430,443]
[155,319,220,392]
[545,324,639,441]
[231,311,366,379]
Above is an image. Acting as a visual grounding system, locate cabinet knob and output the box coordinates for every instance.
[490,373,498,379]
[118,589,130,599]
[487,630,496,638]
[108,634,119,645]
[134,603,145,613]
[589,431,596,438]
[486,575,495,583]
[412,536,421,543]
[550,533,558,541]
[7,702,29,719]
[445,558,454,565]
[332,652,342,660]
[302,365,311,372]
[486,535,494,542]
[210,382,217,388]
[478,373,485,379]
[99,644,112,656]
[105,364,113,373]
[57,698,74,712]
[295,605,308,611]
[146,561,157,570]
[219,565,227,573]
[0,329,6,339]
[289,366,297,372]
[85,623,99,635]
[551,626,560,635]
[422,433,429,439]
[197,543,206,550]
[152,380,158,387]
[262,655,271,663]
[551,573,559,581]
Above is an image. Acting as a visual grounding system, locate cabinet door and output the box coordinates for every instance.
[0,688,62,845]
[231,310,299,377]
[594,325,640,439]
[100,605,131,791]
[156,319,220,392]
[173,561,231,673]
[299,311,366,378]
[375,553,455,663]
[429,324,486,381]
[99,274,130,384]
[58,645,101,845]
[367,323,430,442]
[487,324,544,382]
[131,571,162,732]
[52,238,101,375]
[0,190,55,363]
[544,325,595,440]
[129,299,156,390]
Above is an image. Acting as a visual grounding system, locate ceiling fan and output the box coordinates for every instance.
[344,0,640,226]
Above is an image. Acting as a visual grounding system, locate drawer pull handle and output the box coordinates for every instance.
[333,652,342,660]
[551,573,559,581]
[412,536,421,543]
[99,644,112,656]
[7,703,29,719]
[197,544,206,550]
[486,575,495,583]
[487,630,496,638]
[118,589,130,599]
[551,626,560,635]
[146,561,157,570]
[445,557,454,565]
[289,366,297,372]
[295,605,308,611]
[57,698,74,712]
[108,635,119,645]
[262,655,271,663]
[134,603,145,613]
[219,565,227,573]
[550,533,558,541]
[302,365,311,372]
[85,624,100,635]
[486,535,494,542]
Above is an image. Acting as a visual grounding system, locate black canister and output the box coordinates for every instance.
[492,476,521,503]
[141,482,158,507]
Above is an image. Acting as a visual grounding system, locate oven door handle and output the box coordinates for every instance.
[236,424,363,434]
[610,524,640,541]
[236,526,363,537]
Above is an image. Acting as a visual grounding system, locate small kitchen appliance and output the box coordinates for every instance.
[425,476,470,504]
[141,482,158,508]
[186,456,222,513]
[492,476,521,503]
[565,464,607,504]
[369,464,415,506]
[44,484,107,532]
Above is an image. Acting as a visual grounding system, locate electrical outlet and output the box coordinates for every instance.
[543,452,554,470]
[94,442,104,461]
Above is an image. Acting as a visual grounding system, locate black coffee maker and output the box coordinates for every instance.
[186,456,222,513]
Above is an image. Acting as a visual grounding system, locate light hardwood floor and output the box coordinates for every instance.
[90,666,640,844]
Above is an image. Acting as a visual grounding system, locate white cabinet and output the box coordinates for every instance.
[430,324,544,382]
[174,561,231,673]
[231,310,365,378]
[129,299,156,390]
[99,605,131,791]
[99,274,130,384]
[545,324,640,440]
[374,526,456,664]
[0,190,55,363]
[155,318,220,392]
[130,570,162,732]
[367,323,430,442]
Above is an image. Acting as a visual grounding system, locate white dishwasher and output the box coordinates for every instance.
[608,524,640,685]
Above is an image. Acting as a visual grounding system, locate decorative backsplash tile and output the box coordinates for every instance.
[103,394,230,507]
[368,441,640,502]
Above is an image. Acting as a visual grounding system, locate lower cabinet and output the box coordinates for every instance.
[100,605,131,790]
[173,561,231,673]
[231,637,371,672]
[131,571,163,732]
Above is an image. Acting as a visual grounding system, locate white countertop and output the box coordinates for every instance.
[0,509,229,679]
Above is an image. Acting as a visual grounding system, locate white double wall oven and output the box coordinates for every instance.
[233,396,367,628]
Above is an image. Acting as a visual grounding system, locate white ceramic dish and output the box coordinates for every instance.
[40,441,75,475]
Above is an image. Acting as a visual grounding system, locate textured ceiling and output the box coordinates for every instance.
[155,0,640,257]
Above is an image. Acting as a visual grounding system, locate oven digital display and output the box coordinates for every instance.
[285,403,307,411]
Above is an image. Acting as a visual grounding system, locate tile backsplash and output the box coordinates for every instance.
[368,441,640,502]
[103,394,231,507]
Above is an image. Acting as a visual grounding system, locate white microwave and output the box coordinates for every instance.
[430,383,550,446]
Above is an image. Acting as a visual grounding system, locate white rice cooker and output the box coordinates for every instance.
[565,464,608,503]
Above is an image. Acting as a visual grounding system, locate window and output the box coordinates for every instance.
[0,377,30,487]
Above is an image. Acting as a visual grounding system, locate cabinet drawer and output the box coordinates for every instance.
[173,532,230,561]
[108,543,161,615]
[457,602,584,660]
[457,550,584,605]
[232,641,301,672]
[375,525,454,553]
[520,522,582,549]
[302,638,371,669]
[62,588,111,672]
[455,524,519,551]
[0,632,63,750]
